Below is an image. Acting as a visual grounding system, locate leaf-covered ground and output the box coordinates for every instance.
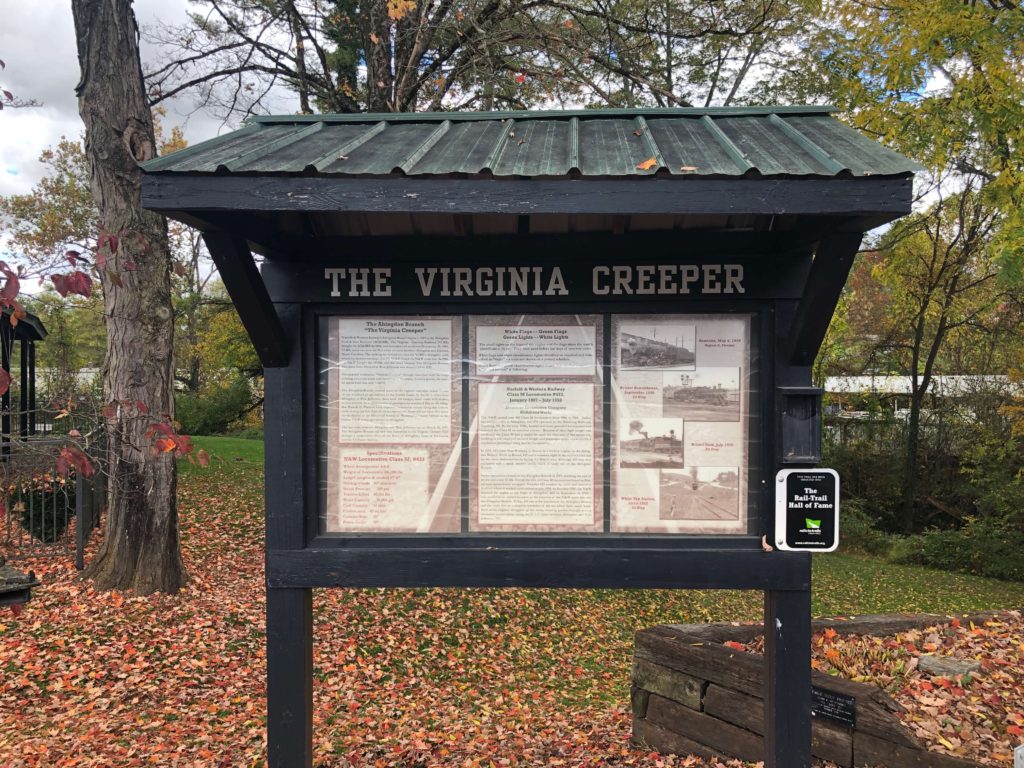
[1,436,1023,767]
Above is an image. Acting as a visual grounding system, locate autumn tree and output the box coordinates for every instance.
[72,0,185,594]
[22,289,106,402]
[142,0,813,118]
[792,0,1024,268]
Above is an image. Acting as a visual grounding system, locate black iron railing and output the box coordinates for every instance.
[0,423,107,570]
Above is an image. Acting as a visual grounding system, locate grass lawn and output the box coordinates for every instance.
[0,433,1020,767]
[188,434,1024,617]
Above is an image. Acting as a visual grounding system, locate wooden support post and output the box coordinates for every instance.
[764,578,813,768]
[267,588,313,767]
[263,303,313,768]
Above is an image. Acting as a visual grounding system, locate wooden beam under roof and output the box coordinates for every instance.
[202,230,289,368]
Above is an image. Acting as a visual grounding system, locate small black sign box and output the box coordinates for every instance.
[774,468,839,552]
[811,685,856,728]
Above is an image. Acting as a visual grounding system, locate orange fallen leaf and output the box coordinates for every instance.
[636,157,657,171]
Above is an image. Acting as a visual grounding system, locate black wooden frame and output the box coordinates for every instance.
[263,300,787,591]
[257,244,834,768]
[143,156,898,768]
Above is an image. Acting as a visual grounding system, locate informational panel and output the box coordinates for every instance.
[321,313,753,535]
[323,317,462,532]
[469,316,603,532]
[611,315,750,534]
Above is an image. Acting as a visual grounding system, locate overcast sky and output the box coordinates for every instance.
[0,1,297,199]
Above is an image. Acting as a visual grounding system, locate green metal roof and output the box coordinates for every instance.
[142,107,922,180]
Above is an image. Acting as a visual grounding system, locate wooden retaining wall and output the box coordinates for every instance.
[632,616,992,768]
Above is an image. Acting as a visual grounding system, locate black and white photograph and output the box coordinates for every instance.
[619,418,685,469]
[660,467,739,521]
[620,322,696,370]
[662,368,741,421]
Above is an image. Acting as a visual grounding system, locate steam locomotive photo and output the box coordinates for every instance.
[620,331,696,369]
[668,374,728,406]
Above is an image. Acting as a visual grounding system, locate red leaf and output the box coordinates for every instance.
[67,270,92,298]
[0,368,9,397]
[0,267,20,304]
[58,445,95,478]
[96,250,107,271]
[66,250,81,267]
[51,274,69,297]
[723,641,746,651]
[156,437,177,453]
[98,230,119,256]
[2,90,12,102]
[135,400,150,414]
[514,73,526,84]
[122,260,138,272]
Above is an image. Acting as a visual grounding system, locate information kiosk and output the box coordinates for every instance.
[141,106,920,768]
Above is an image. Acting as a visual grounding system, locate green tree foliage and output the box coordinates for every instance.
[21,288,106,402]
[0,138,96,273]
[795,1,1024,273]
[0,132,257,407]
[194,283,260,383]
[798,1,1024,534]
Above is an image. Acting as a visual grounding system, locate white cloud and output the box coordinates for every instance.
[0,0,297,199]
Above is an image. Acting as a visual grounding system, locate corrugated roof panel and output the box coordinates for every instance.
[410,120,507,174]
[646,118,746,175]
[786,115,924,176]
[236,124,370,172]
[491,120,571,176]
[169,124,297,172]
[318,122,432,174]
[140,107,923,179]
[716,116,830,176]
[578,119,652,175]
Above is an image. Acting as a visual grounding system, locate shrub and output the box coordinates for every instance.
[224,426,264,441]
[961,432,1024,529]
[888,518,1024,582]
[12,473,77,543]
[176,378,254,436]
[838,497,893,556]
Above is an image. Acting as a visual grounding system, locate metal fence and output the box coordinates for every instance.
[0,426,107,570]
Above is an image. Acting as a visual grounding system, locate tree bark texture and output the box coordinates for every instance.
[73,0,185,594]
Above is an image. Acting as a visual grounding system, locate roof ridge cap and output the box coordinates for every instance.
[246,105,840,125]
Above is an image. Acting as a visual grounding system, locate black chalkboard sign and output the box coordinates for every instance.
[811,685,856,728]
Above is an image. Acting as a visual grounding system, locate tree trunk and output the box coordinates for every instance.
[899,388,924,533]
[73,0,185,594]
